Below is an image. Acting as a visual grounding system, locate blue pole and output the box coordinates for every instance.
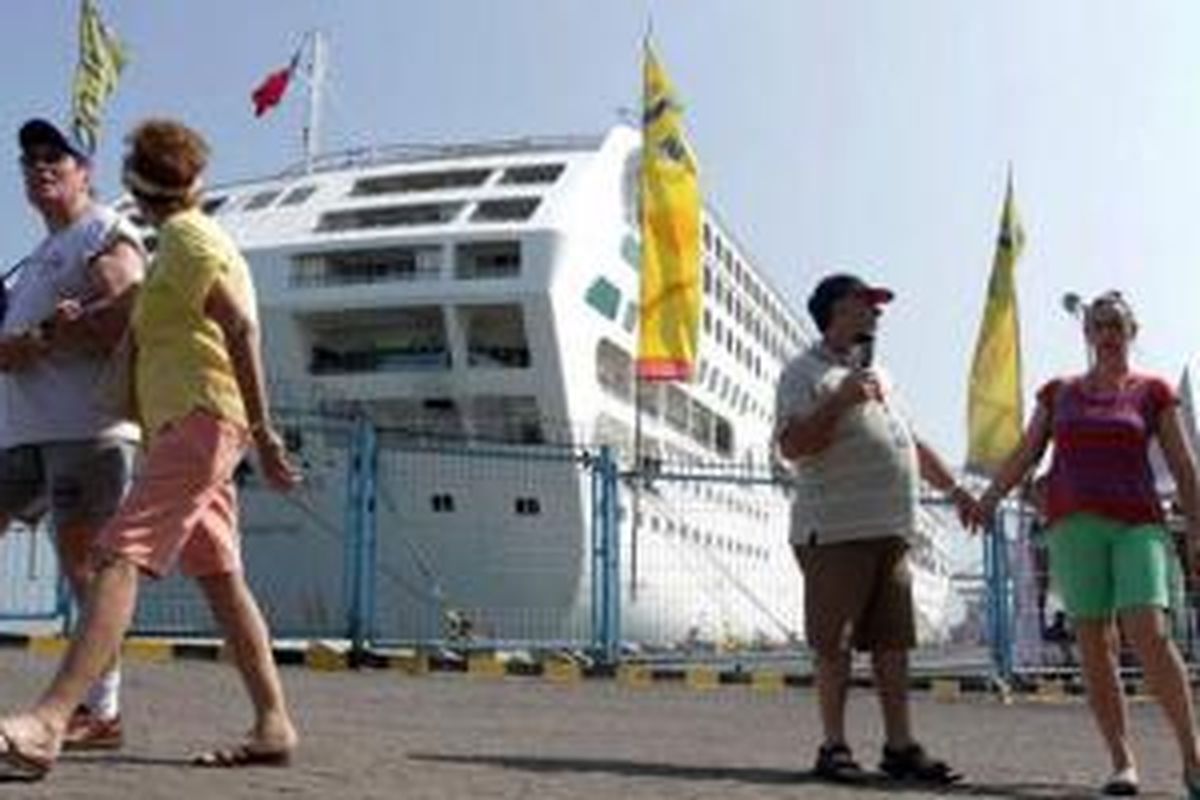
[589,446,621,666]
[589,450,603,656]
[358,416,379,661]
[342,415,370,660]
[999,512,1014,680]
[602,447,621,665]
[986,508,1013,682]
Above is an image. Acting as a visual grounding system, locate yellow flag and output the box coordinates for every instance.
[637,40,701,381]
[72,0,127,154]
[966,171,1026,474]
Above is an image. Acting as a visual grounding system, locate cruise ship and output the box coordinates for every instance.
[123,125,957,648]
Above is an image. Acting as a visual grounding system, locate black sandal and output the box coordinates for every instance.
[879,743,961,784]
[813,742,867,783]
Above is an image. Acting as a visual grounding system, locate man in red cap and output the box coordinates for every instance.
[775,272,976,785]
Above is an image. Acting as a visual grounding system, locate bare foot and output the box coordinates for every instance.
[192,716,297,769]
[0,714,61,778]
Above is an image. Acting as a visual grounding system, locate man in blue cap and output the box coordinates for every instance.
[0,117,144,750]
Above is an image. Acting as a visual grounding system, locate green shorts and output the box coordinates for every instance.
[1046,512,1177,619]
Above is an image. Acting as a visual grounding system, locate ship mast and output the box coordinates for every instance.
[302,30,326,173]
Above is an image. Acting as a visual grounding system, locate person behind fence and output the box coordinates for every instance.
[0,118,301,779]
[972,291,1200,798]
[0,118,145,750]
[774,272,976,785]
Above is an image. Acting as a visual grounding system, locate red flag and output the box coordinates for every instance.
[251,51,300,117]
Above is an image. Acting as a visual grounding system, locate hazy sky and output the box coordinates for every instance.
[3,1,1200,464]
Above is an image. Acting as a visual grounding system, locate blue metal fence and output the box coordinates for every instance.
[0,520,67,626]
[10,413,1164,683]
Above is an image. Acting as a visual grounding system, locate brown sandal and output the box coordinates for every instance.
[192,743,292,768]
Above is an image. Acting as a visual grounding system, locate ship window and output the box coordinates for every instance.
[318,202,464,232]
[596,339,633,402]
[291,245,442,287]
[459,304,531,368]
[620,234,640,272]
[470,197,541,222]
[307,306,450,375]
[201,195,228,215]
[636,381,662,418]
[703,222,712,251]
[499,163,565,185]
[471,395,543,443]
[664,386,689,432]
[622,302,638,333]
[243,190,281,211]
[514,497,542,516]
[595,413,633,455]
[352,168,491,195]
[690,399,713,448]
[455,240,521,279]
[431,494,456,513]
[714,417,734,457]
[369,397,467,441]
[637,436,662,473]
[280,185,318,206]
[585,277,621,321]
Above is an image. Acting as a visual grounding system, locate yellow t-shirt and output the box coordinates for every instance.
[132,207,258,435]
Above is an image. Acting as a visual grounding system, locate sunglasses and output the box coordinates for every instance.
[1088,316,1128,332]
[19,147,71,169]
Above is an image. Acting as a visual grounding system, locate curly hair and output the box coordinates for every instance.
[123,118,209,210]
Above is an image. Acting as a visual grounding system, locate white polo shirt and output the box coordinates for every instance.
[773,343,919,546]
[0,203,143,447]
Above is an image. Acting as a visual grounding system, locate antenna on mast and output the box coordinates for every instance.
[302,30,326,173]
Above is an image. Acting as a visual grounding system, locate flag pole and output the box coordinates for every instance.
[629,31,649,604]
[303,30,326,173]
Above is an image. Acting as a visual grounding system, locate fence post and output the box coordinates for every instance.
[342,414,379,665]
[590,446,620,666]
[985,508,1013,684]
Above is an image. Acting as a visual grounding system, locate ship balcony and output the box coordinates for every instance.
[466,345,530,368]
[290,245,443,289]
[303,305,452,375]
[310,346,451,374]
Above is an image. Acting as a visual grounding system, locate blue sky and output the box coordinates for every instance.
[4,1,1200,466]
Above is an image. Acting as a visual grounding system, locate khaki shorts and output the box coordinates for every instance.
[0,439,136,528]
[98,410,247,579]
[793,536,916,652]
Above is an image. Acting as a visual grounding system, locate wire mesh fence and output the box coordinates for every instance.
[0,519,63,624]
[3,411,1194,685]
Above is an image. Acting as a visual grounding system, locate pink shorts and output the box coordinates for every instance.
[98,410,248,578]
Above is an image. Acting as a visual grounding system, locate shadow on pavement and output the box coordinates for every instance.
[409,752,1101,799]
[65,752,195,768]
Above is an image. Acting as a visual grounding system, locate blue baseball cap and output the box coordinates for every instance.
[18,118,92,163]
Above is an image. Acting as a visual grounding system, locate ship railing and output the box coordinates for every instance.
[269,134,606,179]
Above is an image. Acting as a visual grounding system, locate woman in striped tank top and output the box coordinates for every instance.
[974,292,1200,798]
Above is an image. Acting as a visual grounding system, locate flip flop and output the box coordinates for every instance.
[0,719,54,780]
[192,743,293,769]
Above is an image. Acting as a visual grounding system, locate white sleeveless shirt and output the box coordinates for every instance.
[0,204,143,447]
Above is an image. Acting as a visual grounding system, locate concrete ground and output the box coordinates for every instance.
[0,649,1188,799]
